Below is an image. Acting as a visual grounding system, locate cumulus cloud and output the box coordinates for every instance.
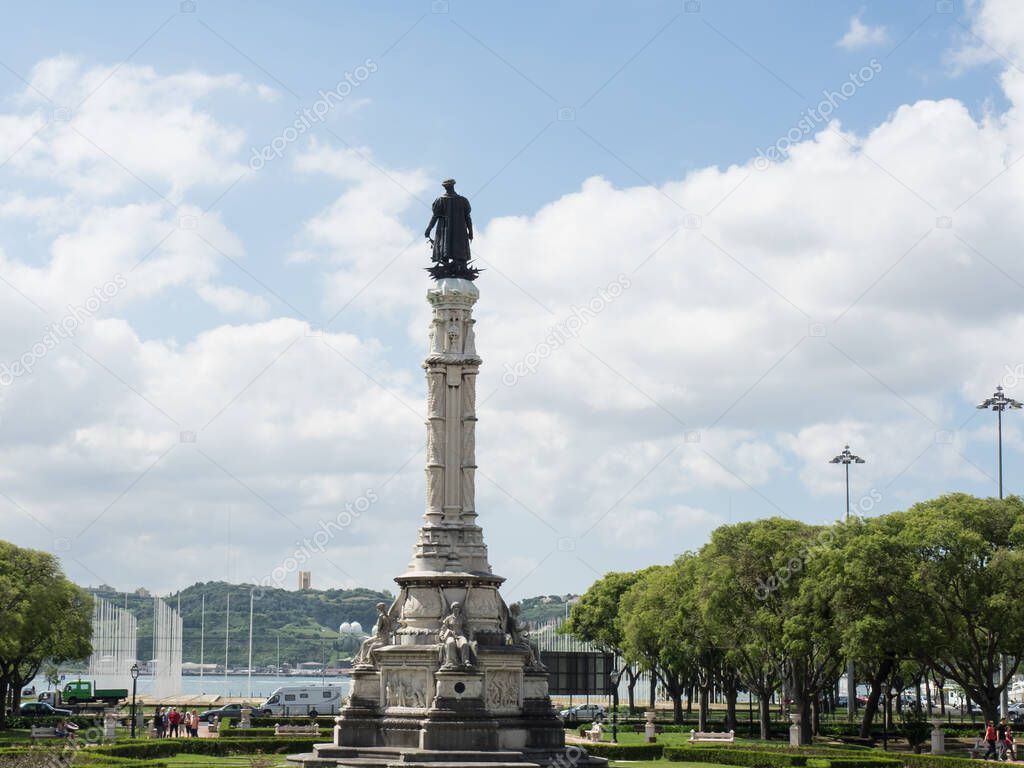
[5,1,1024,598]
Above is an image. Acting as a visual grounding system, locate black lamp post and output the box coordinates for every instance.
[977,384,1021,719]
[831,444,865,724]
[130,663,140,739]
[608,668,621,743]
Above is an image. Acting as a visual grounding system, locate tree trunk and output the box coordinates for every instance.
[759,693,772,740]
[626,667,639,714]
[812,696,821,736]
[672,691,684,723]
[699,683,710,731]
[686,685,693,714]
[724,682,738,732]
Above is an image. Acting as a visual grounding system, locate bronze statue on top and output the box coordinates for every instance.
[425,179,479,280]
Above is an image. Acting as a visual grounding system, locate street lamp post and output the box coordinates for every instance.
[830,444,865,724]
[609,668,621,743]
[130,663,140,739]
[977,384,1022,719]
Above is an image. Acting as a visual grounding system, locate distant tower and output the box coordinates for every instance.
[298,571,311,590]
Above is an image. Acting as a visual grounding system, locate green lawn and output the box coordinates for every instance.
[162,756,291,767]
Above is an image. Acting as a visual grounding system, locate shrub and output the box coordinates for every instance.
[662,746,900,768]
[217,717,233,737]
[578,743,663,759]
[92,738,319,761]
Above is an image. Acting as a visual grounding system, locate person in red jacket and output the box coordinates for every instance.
[984,721,999,760]
[168,707,181,738]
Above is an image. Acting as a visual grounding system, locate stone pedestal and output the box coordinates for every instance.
[103,712,117,740]
[644,710,657,743]
[240,707,252,729]
[931,720,945,754]
[789,713,802,747]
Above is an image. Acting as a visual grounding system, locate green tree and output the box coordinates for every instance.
[846,494,1024,724]
[0,541,93,726]
[697,518,833,741]
[563,570,646,712]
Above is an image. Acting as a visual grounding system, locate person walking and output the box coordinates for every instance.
[154,707,165,738]
[1005,723,1016,761]
[999,719,1009,761]
[189,710,199,738]
[985,721,1000,760]
[168,707,180,738]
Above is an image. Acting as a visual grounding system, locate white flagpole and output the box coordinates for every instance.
[200,594,205,687]
[224,593,230,692]
[247,590,254,699]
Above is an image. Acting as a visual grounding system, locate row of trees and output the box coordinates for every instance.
[564,493,1024,742]
[0,541,92,727]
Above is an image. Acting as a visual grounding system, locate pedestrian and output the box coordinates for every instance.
[985,720,999,760]
[1005,723,1016,762]
[999,719,1009,761]
[192,710,200,737]
[154,707,165,738]
[168,707,180,738]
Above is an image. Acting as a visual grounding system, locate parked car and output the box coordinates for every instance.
[20,701,73,718]
[197,703,267,722]
[558,703,605,724]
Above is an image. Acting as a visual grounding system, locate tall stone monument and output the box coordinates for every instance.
[293,181,603,768]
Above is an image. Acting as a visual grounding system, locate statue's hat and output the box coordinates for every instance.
[441,178,456,186]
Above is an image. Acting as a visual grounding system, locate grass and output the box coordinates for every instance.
[609,762,731,768]
[162,756,291,767]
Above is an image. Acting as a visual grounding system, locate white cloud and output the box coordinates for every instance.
[7,0,1024,599]
[837,13,888,50]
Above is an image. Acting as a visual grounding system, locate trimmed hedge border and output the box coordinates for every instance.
[579,743,664,759]
[92,737,320,760]
[663,745,902,768]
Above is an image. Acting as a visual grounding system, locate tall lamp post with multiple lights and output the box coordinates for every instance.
[129,663,140,739]
[830,444,865,723]
[977,384,1022,718]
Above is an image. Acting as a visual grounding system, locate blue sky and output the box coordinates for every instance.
[1,0,1023,600]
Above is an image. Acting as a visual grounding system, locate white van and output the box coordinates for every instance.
[260,684,345,717]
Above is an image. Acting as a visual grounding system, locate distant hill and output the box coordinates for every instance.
[88,581,392,668]
[85,582,575,666]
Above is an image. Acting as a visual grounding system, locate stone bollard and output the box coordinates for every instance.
[789,713,803,747]
[103,711,117,740]
[645,709,657,743]
[931,720,945,754]
[240,707,252,730]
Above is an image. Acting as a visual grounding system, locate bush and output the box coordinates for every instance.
[218,727,329,739]
[250,715,334,728]
[217,717,233,737]
[5,716,101,729]
[578,743,663,759]
[663,746,900,768]
[92,738,319,760]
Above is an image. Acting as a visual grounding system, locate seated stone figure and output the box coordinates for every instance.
[438,601,475,670]
[356,602,395,667]
[505,602,545,671]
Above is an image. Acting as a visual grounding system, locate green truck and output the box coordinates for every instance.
[60,679,128,706]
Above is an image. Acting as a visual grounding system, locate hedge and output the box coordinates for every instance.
[220,727,330,739]
[250,715,334,728]
[92,737,319,760]
[663,746,901,768]
[577,743,664,759]
[4,716,102,729]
